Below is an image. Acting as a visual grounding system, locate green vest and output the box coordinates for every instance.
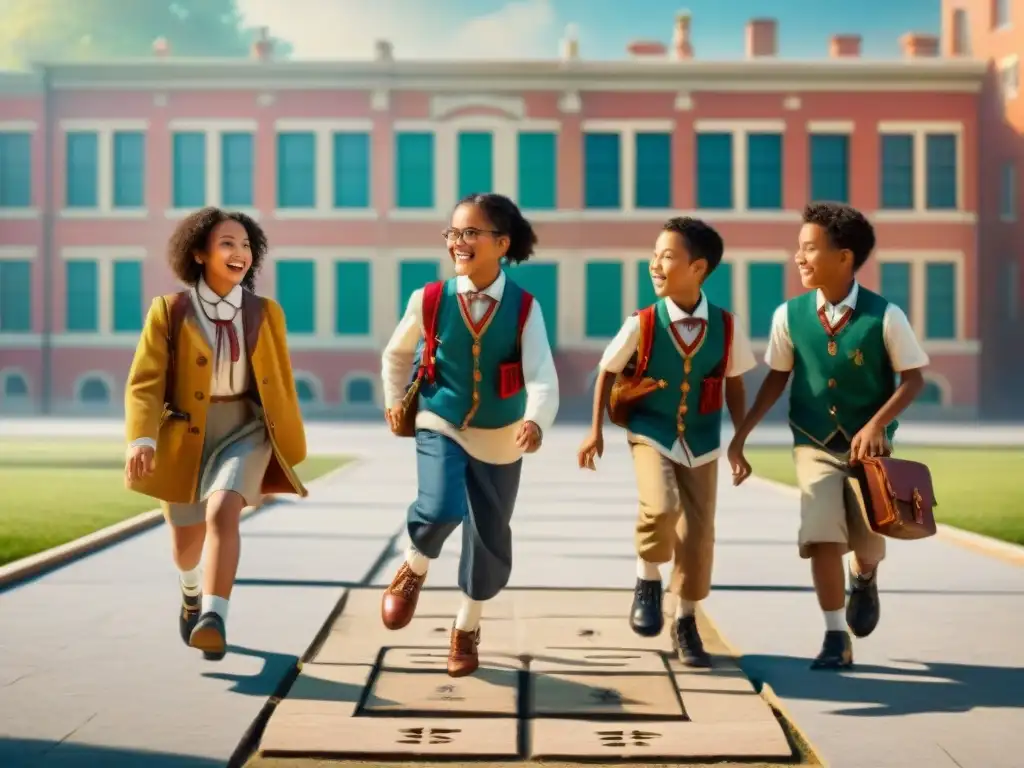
[787,288,897,447]
[419,278,527,429]
[625,299,730,458]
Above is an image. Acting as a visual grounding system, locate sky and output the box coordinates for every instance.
[236,0,942,61]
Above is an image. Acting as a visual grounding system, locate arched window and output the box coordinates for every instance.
[295,377,318,403]
[77,376,111,403]
[917,380,944,405]
[345,376,375,404]
[951,9,970,55]
[1,371,29,399]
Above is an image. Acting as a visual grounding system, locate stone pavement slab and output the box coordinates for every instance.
[256,588,792,762]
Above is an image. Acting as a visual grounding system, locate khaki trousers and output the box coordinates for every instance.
[630,440,718,601]
[793,446,886,563]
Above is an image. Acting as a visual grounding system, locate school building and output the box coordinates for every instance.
[0,10,1021,418]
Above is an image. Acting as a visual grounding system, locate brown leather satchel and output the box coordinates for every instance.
[853,456,937,540]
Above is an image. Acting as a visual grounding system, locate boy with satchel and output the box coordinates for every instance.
[728,202,930,670]
[577,217,756,668]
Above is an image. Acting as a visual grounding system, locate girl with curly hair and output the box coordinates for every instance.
[123,207,308,661]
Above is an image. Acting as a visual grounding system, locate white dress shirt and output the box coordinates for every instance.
[598,293,758,468]
[764,282,930,373]
[381,272,560,465]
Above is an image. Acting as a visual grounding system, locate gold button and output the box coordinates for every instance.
[681,381,690,393]
[829,405,837,416]
[472,344,481,357]
[680,405,688,415]
[189,426,200,434]
[268,421,275,430]
[262,378,269,385]
[678,424,686,432]
[473,370,482,382]
[196,356,208,366]
[683,360,692,374]
[472,392,480,402]
[195,391,204,400]
[828,378,837,389]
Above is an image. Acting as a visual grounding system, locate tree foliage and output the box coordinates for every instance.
[0,0,292,69]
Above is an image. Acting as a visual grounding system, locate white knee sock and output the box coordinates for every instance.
[675,599,696,618]
[636,556,661,581]
[179,566,201,596]
[406,547,430,576]
[202,595,229,623]
[824,608,845,632]
[455,595,484,631]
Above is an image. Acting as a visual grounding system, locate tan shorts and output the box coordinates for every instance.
[794,445,886,563]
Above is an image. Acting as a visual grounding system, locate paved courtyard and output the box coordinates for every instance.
[0,422,1023,767]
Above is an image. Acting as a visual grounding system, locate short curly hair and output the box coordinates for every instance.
[662,216,724,275]
[166,207,268,291]
[802,202,876,270]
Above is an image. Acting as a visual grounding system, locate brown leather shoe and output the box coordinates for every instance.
[381,562,425,630]
[447,626,481,677]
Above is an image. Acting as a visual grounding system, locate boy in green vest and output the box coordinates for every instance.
[728,202,928,670]
[578,217,756,667]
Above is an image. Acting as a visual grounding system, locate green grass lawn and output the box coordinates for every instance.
[746,447,1024,546]
[0,439,350,567]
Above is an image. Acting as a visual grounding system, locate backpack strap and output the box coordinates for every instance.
[515,290,534,353]
[162,291,191,408]
[720,308,734,377]
[419,281,445,383]
[633,305,658,378]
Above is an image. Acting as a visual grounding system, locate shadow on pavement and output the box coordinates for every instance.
[740,654,1024,717]
[0,738,223,767]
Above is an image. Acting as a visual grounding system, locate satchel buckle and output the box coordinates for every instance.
[912,488,924,524]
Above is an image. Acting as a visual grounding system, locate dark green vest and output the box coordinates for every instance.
[787,287,897,447]
[625,299,730,458]
[419,278,527,430]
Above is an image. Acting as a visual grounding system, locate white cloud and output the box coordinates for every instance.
[237,0,561,60]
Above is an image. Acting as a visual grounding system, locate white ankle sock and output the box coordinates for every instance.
[406,547,429,576]
[179,566,201,596]
[675,599,696,618]
[455,595,484,631]
[824,608,845,632]
[202,595,229,622]
[636,557,661,581]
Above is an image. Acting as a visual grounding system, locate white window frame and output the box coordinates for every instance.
[0,366,32,401]
[73,370,116,404]
[578,119,674,218]
[0,121,39,219]
[59,119,149,220]
[292,370,324,403]
[55,246,147,347]
[875,121,969,222]
[341,372,380,406]
[0,246,39,345]
[164,119,258,219]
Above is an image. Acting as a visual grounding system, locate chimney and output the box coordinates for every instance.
[561,24,579,60]
[152,37,170,57]
[251,26,272,61]
[746,18,777,58]
[628,40,667,57]
[829,34,861,58]
[375,39,393,61]
[673,11,693,59]
[900,32,939,58]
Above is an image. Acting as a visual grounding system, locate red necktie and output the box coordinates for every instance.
[213,319,240,363]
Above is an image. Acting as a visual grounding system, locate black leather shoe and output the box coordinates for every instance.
[810,630,853,670]
[846,569,880,638]
[189,612,227,661]
[672,615,712,668]
[179,590,201,646]
[629,578,664,637]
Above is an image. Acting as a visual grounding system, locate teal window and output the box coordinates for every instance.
[506,262,558,348]
[295,378,317,403]
[517,132,556,210]
[696,133,732,209]
[809,134,849,203]
[113,131,145,208]
[3,372,28,397]
[880,134,914,209]
[277,132,315,208]
[66,131,98,208]
[917,381,944,404]
[458,131,493,198]
[925,262,956,339]
[879,261,912,318]
[584,133,620,209]
[172,132,206,208]
[333,132,370,208]
[0,132,32,207]
[636,261,658,310]
[703,262,733,311]
[926,134,957,210]
[584,261,622,338]
[398,260,439,319]
[635,132,671,209]
[0,260,31,331]
[748,262,785,338]
[747,133,782,209]
[78,377,110,403]
[65,260,98,332]
[346,376,375,404]
[395,132,434,209]
[335,260,371,334]
[275,260,316,333]
[221,132,254,207]
[112,260,143,332]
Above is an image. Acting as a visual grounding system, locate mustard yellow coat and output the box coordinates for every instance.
[125,289,308,504]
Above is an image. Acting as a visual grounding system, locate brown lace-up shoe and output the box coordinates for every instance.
[381,562,425,630]
[447,626,481,677]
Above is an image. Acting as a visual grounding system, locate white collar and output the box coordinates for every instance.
[816,282,859,312]
[664,292,710,323]
[456,271,505,302]
[196,277,243,311]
